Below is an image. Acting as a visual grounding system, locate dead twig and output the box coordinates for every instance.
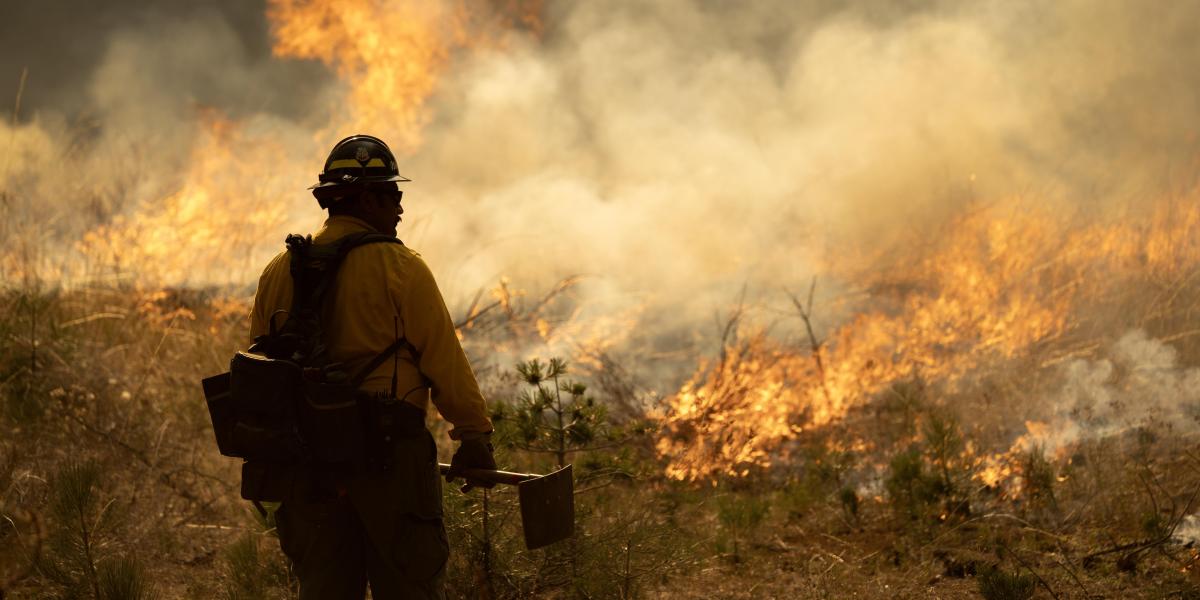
[1006,547,1060,600]
[715,284,748,376]
[455,299,501,331]
[785,278,831,403]
[1049,552,1090,598]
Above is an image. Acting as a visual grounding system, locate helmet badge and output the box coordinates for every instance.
[355,146,371,164]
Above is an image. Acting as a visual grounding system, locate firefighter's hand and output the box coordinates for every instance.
[446,438,496,491]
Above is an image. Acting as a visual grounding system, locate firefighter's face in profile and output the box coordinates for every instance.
[361,188,404,236]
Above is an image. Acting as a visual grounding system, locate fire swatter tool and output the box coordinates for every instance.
[438,463,574,550]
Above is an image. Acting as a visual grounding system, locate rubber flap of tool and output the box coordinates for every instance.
[518,464,575,550]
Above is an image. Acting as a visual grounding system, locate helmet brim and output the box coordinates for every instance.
[309,175,411,201]
[309,174,411,190]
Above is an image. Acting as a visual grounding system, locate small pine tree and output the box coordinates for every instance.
[504,358,611,468]
[716,492,770,563]
[452,357,657,598]
[38,460,155,599]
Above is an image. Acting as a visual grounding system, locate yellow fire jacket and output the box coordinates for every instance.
[249,215,493,441]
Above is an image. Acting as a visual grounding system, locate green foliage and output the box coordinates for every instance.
[1141,511,1170,539]
[922,413,966,508]
[977,565,1036,600]
[1020,447,1057,513]
[445,357,691,599]
[499,358,613,466]
[779,443,857,521]
[97,556,156,600]
[220,531,292,600]
[0,291,55,422]
[886,380,926,435]
[50,461,103,528]
[42,461,108,596]
[716,492,770,562]
[717,492,771,533]
[569,488,695,599]
[780,477,823,521]
[222,534,265,600]
[885,412,973,523]
[37,460,153,600]
[217,504,291,600]
[838,486,860,521]
[885,447,938,521]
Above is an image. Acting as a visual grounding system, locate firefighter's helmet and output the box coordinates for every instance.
[310,134,410,207]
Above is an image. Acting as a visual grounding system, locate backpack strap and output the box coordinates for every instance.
[282,232,415,380]
[291,232,405,320]
[347,336,425,389]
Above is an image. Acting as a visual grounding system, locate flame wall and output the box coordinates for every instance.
[3,0,1200,478]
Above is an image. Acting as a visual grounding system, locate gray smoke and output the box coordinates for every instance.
[0,0,327,120]
[1017,330,1200,456]
[405,0,1200,354]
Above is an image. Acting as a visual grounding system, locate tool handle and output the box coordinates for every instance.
[437,463,536,486]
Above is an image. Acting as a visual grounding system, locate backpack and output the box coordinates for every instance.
[201,232,420,510]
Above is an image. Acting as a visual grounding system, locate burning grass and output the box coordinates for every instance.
[5,0,1200,596]
[5,194,1200,598]
[660,195,1200,486]
[3,244,1200,598]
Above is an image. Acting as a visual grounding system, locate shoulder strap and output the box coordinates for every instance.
[347,336,424,389]
[282,232,406,367]
[294,232,405,309]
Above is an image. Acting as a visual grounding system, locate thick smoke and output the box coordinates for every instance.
[1018,330,1200,457]
[0,2,335,287]
[4,0,1200,378]
[403,0,1200,361]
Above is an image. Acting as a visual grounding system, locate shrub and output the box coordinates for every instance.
[716,492,770,562]
[885,412,973,523]
[37,460,155,599]
[885,447,939,521]
[445,357,683,599]
[98,556,156,600]
[977,565,1036,600]
[1020,447,1057,513]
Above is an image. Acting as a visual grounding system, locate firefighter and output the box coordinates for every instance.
[249,134,495,598]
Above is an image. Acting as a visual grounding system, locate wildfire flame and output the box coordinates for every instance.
[268,0,542,151]
[8,0,1200,496]
[659,196,1200,482]
[60,0,543,287]
[76,114,291,286]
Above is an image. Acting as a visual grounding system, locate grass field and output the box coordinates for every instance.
[3,256,1200,599]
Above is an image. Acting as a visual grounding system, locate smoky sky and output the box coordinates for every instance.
[0,0,330,121]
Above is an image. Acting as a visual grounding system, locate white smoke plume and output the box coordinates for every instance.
[1016,330,1200,457]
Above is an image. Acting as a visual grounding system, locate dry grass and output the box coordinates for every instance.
[2,283,1200,599]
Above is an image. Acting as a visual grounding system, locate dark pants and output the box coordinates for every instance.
[275,413,448,599]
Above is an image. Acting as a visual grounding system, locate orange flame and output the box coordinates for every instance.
[659,195,1200,482]
[268,0,543,151]
[76,114,290,286]
[64,0,543,288]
